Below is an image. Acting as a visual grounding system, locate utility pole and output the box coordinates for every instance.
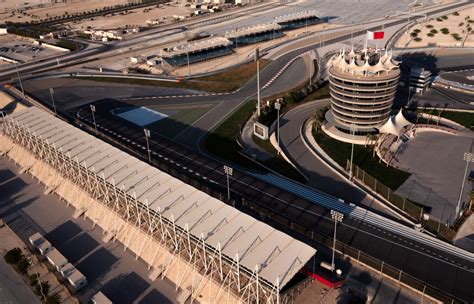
[257,59,261,117]
[15,63,25,98]
[456,151,474,219]
[275,99,281,153]
[90,104,97,134]
[330,210,344,271]
[49,88,57,115]
[144,128,151,163]
[187,40,191,78]
[223,165,233,200]
[349,123,355,180]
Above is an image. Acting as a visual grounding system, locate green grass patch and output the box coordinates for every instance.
[421,109,474,129]
[146,105,214,139]
[301,82,330,102]
[76,59,268,93]
[252,135,306,183]
[312,128,410,190]
[205,100,261,168]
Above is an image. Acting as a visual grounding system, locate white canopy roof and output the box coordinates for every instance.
[8,107,316,290]
[377,110,412,137]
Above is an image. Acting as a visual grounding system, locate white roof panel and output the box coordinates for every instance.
[6,107,316,290]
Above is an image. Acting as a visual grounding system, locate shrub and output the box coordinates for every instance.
[459,22,464,26]
[29,274,39,286]
[16,256,30,274]
[453,11,459,16]
[426,24,434,28]
[410,32,418,37]
[441,15,448,20]
[35,281,51,299]
[46,293,61,304]
[4,248,23,264]
[413,28,421,33]
[414,37,422,42]
[436,17,443,22]
[427,33,435,37]
[430,29,438,34]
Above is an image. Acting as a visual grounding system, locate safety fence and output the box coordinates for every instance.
[346,161,457,241]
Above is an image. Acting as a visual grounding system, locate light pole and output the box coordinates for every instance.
[90,104,97,134]
[15,63,25,98]
[186,40,191,78]
[456,152,474,219]
[223,165,233,200]
[49,88,57,115]
[257,59,261,117]
[275,99,281,153]
[349,123,355,181]
[144,128,151,163]
[330,210,344,271]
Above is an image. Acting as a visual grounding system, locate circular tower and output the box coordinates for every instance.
[327,48,400,136]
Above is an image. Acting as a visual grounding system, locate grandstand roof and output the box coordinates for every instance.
[225,23,282,39]
[8,107,316,290]
[275,10,319,23]
[162,37,232,57]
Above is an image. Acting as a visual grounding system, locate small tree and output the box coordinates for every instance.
[4,248,23,265]
[16,256,30,274]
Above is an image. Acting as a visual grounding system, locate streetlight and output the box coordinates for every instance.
[349,123,355,181]
[223,165,233,200]
[90,104,97,134]
[274,99,281,154]
[49,88,57,115]
[330,210,344,271]
[455,152,474,219]
[257,59,261,117]
[15,63,25,98]
[144,128,151,163]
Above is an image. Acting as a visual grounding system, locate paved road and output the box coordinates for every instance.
[0,258,41,304]
[277,100,401,216]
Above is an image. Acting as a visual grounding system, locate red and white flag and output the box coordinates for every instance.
[367,31,384,40]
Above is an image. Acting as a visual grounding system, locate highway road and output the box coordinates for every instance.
[73,100,474,303]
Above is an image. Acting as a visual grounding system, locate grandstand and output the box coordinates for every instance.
[161,37,233,67]
[225,23,284,47]
[275,10,321,30]
[0,107,316,304]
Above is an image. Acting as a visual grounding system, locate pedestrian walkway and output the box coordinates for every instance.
[0,224,77,304]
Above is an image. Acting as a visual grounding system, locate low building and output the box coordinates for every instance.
[225,23,283,47]
[29,232,52,255]
[61,263,87,291]
[91,292,112,304]
[45,248,68,272]
[409,67,432,94]
[161,37,233,67]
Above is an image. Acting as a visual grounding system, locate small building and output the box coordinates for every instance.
[130,56,145,64]
[29,232,52,255]
[91,291,113,304]
[61,263,87,291]
[29,232,44,247]
[0,28,7,35]
[409,67,432,94]
[45,248,68,272]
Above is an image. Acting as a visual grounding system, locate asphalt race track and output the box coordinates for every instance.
[75,100,474,302]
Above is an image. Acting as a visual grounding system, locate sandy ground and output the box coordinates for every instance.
[1,0,132,23]
[396,6,474,48]
[68,4,193,31]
